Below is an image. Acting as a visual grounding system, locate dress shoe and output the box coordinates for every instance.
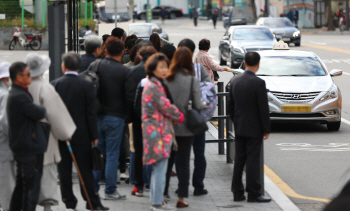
[247,195,271,203]
[194,189,208,196]
[233,195,246,202]
[176,201,189,208]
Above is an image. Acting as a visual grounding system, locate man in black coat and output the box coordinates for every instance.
[51,52,108,211]
[227,52,271,203]
[7,62,47,211]
[79,35,102,73]
[125,41,157,196]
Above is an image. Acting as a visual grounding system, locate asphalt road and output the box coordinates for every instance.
[1,18,350,211]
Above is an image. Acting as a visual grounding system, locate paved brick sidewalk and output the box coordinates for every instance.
[37,132,282,211]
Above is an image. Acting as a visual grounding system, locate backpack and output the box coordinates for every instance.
[194,63,217,121]
[79,59,102,113]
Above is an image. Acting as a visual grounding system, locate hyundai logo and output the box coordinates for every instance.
[292,94,301,99]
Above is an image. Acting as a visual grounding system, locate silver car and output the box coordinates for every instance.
[253,49,342,131]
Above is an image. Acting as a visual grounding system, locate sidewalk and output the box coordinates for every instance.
[36,131,291,211]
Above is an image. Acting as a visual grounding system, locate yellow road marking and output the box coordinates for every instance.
[302,43,350,55]
[264,165,331,203]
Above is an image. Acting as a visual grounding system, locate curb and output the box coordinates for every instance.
[207,122,300,211]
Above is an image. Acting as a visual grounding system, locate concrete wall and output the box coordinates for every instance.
[0,28,48,50]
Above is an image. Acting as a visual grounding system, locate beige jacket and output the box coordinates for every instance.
[28,76,76,165]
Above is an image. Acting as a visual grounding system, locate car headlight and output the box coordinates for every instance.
[233,46,244,53]
[320,84,338,101]
[293,31,300,37]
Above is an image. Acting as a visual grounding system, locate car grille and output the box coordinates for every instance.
[245,47,273,52]
[270,113,325,118]
[270,92,320,102]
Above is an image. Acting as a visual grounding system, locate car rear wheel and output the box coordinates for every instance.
[140,14,146,20]
[169,13,176,19]
[327,121,341,131]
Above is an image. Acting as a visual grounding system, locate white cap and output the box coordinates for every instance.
[0,62,10,79]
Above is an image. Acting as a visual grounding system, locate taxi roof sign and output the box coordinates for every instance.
[274,41,289,50]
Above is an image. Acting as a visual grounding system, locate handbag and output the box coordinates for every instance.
[186,77,208,135]
[38,121,51,143]
[213,71,220,81]
[92,145,104,171]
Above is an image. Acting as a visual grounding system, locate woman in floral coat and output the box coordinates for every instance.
[142,53,184,211]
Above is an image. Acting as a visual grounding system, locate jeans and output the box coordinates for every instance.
[143,165,153,186]
[175,136,194,198]
[150,159,168,205]
[93,115,124,194]
[119,126,127,173]
[129,152,135,184]
[192,133,207,191]
[9,154,43,211]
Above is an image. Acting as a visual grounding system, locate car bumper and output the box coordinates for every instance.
[281,36,300,44]
[232,51,245,66]
[269,97,341,123]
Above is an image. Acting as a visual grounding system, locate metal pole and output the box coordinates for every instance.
[259,142,265,195]
[346,0,349,31]
[146,0,150,23]
[90,2,93,21]
[21,0,24,28]
[67,0,73,51]
[85,0,88,26]
[114,0,118,27]
[42,0,46,28]
[218,82,225,155]
[265,0,270,16]
[73,0,77,51]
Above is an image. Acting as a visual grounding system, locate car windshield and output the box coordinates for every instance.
[99,6,131,22]
[233,28,274,40]
[263,19,293,27]
[256,56,327,76]
[129,25,150,37]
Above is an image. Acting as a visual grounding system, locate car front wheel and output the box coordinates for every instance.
[140,14,146,20]
[327,121,341,131]
[169,13,176,19]
[219,53,227,65]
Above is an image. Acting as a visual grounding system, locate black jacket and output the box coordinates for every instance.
[93,57,128,119]
[227,70,270,138]
[125,61,146,123]
[51,74,97,144]
[7,84,47,158]
[79,53,96,73]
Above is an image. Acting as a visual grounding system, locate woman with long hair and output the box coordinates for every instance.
[150,33,162,52]
[165,47,206,208]
[142,53,184,211]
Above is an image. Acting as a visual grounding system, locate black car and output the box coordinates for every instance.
[256,17,301,46]
[137,5,183,20]
[128,23,171,46]
[222,6,248,28]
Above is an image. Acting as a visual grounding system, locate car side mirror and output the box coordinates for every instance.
[330,69,343,77]
[222,36,229,40]
[233,69,244,76]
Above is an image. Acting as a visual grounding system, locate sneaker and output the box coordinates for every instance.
[120,173,129,181]
[104,190,126,200]
[193,189,208,196]
[151,204,177,211]
[131,186,144,197]
[86,205,109,211]
[144,184,150,192]
[66,209,75,211]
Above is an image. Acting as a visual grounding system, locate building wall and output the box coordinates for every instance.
[283,0,315,28]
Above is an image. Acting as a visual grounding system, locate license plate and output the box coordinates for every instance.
[281,104,311,113]
[282,37,291,41]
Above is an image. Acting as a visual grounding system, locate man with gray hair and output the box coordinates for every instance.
[79,35,102,73]
[51,52,108,211]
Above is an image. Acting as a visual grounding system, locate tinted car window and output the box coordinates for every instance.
[99,6,131,22]
[257,57,327,76]
[233,28,274,40]
[263,19,293,27]
[129,25,150,37]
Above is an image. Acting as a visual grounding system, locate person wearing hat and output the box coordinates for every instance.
[25,53,77,211]
[0,62,14,211]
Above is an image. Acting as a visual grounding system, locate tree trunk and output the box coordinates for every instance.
[130,0,134,22]
[250,0,258,20]
[327,0,335,30]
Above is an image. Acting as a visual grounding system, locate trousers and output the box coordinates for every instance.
[231,135,263,198]
[192,132,207,190]
[133,117,144,188]
[9,154,43,211]
[0,161,16,210]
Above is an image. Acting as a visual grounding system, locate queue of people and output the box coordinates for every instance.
[0,26,272,211]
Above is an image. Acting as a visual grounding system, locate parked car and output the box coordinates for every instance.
[128,23,171,46]
[96,1,132,23]
[218,26,277,68]
[137,5,183,20]
[256,17,301,46]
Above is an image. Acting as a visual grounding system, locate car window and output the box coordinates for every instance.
[263,19,293,27]
[232,28,274,40]
[129,25,150,37]
[257,56,327,76]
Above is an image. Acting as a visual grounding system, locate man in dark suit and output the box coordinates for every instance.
[227,52,271,203]
[51,52,108,211]
[79,35,102,73]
